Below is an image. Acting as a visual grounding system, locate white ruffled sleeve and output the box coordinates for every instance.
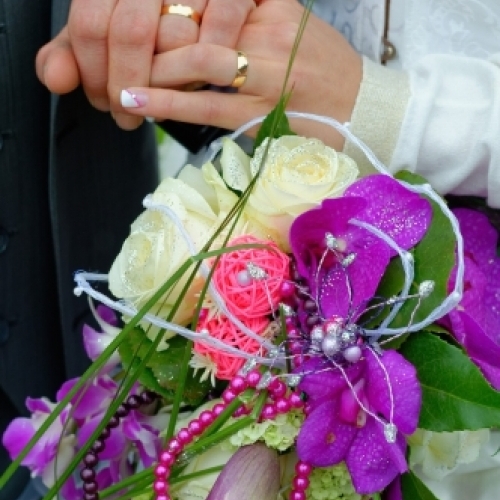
[345,54,500,207]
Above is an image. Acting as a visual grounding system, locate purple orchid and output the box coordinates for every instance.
[289,175,429,494]
[82,303,121,371]
[296,349,421,494]
[290,175,432,320]
[2,397,76,487]
[441,208,500,389]
[59,375,166,468]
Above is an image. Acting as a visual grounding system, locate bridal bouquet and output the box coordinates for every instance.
[2,105,500,500]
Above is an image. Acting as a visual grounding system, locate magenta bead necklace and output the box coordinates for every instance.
[153,366,307,500]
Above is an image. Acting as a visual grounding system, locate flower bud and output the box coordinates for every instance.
[207,443,280,500]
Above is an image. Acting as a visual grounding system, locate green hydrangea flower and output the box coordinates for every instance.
[226,410,304,452]
[306,462,363,500]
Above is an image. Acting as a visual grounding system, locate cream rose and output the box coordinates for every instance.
[409,428,490,480]
[108,166,245,336]
[220,136,359,249]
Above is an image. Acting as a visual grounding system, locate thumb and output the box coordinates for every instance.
[36,26,80,94]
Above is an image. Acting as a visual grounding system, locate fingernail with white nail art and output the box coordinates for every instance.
[120,89,148,108]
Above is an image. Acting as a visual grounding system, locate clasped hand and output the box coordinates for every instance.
[36,0,362,149]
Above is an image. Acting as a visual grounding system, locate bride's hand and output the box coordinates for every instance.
[120,0,362,149]
[36,0,257,130]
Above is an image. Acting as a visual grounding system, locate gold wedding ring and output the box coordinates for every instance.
[160,4,202,25]
[230,51,249,88]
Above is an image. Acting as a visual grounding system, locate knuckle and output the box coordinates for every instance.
[111,10,156,47]
[276,22,301,50]
[159,23,196,50]
[201,98,221,124]
[70,7,110,41]
[189,44,213,73]
[205,5,237,36]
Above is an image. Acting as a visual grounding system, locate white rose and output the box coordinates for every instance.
[109,167,245,336]
[409,428,490,480]
[220,136,359,249]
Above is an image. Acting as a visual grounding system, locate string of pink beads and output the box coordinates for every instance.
[289,461,313,500]
[152,367,305,500]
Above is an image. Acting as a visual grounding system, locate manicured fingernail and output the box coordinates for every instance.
[120,89,148,108]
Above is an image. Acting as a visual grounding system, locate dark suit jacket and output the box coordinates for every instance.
[0,0,158,415]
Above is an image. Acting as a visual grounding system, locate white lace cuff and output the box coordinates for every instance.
[343,57,410,176]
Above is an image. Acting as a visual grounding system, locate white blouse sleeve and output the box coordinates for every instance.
[344,54,500,207]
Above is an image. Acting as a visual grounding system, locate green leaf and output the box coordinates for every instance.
[118,329,173,401]
[149,336,210,407]
[400,333,500,431]
[401,471,440,500]
[371,171,456,329]
[118,328,210,406]
[254,94,296,151]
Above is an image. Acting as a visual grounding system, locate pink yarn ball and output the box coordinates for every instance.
[194,314,269,380]
[211,235,290,320]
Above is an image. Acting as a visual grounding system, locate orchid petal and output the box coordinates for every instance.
[452,311,500,390]
[290,197,367,281]
[365,349,421,435]
[384,476,403,500]
[319,239,390,319]
[346,417,407,494]
[453,209,497,267]
[345,175,432,253]
[82,323,121,368]
[78,416,127,460]
[25,397,53,414]
[297,400,357,467]
[297,359,364,403]
[2,418,43,465]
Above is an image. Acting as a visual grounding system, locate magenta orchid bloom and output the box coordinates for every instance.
[82,304,121,371]
[289,175,429,494]
[297,349,420,494]
[2,397,76,487]
[442,208,500,389]
[290,175,432,320]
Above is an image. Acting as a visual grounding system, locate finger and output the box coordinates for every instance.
[107,0,163,129]
[156,0,207,53]
[150,44,246,88]
[199,0,257,47]
[68,0,118,111]
[119,86,268,133]
[36,26,80,94]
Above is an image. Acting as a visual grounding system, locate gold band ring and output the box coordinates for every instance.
[230,51,248,88]
[160,4,202,25]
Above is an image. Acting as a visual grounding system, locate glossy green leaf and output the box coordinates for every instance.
[400,333,500,431]
[401,471,440,500]
[119,328,210,405]
[118,328,174,401]
[370,171,456,329]
[254,94,295,151]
